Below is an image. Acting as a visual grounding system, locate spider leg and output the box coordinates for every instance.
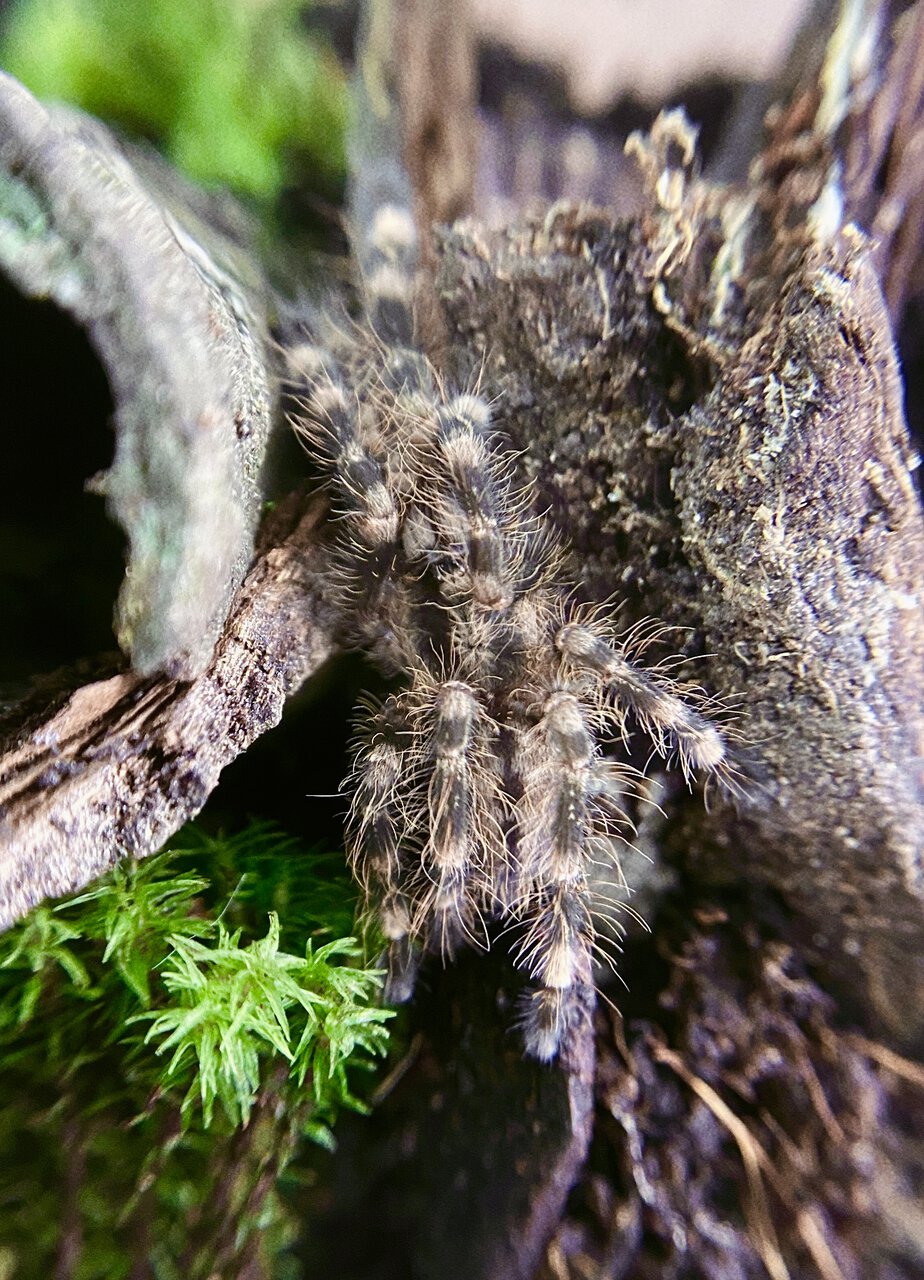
[511,673,647,1059]
[347,693,419,1000]
[556,620,729,776]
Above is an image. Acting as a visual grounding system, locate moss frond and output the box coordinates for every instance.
[0,823,393,1277]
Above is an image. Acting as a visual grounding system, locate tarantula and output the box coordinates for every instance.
[283,135,733,1062]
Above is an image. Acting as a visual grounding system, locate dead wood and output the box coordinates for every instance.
[0,73,276,680]
[0,494,334,927]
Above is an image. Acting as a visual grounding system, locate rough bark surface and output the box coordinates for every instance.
[0,73,275,679]
[0,495,334,927]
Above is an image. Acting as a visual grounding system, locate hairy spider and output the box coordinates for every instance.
[283,124,734,1062]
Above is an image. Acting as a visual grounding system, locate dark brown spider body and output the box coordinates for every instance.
[286,141,733,1058]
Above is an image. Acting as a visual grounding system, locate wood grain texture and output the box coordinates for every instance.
[0,496,334,927]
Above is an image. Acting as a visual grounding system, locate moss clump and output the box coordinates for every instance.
[0,824,391,1279]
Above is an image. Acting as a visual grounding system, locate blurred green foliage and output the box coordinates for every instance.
[0,0,348,201]
[0,824,391,1279]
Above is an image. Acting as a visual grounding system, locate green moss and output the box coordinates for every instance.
[0,0,348,200]
[0,824,391,1277]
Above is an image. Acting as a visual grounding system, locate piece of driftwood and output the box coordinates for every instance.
[0,494,334,927]
[0,73,275,680]
[1,1,923,1277]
